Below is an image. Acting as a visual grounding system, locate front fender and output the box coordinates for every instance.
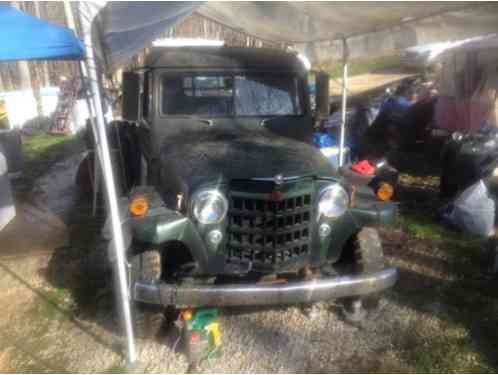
[102,196,211,272]
[131,208,210,272]
[350,184,397,226]
[324,186,396,263]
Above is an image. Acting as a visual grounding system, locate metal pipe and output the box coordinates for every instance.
[78,2,137,364]
[339,38,349,167]
[134,267,398,307]
[77,62,101,216]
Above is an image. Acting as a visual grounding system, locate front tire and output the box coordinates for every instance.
[343,227,385,322]
[354,227,384,275]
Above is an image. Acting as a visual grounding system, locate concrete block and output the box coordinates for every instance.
[0,146,16,231]
[0,130,23,173]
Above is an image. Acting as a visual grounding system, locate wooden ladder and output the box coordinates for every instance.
[49,79,78,135]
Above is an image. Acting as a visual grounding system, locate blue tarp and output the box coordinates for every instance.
[0,5,84,61]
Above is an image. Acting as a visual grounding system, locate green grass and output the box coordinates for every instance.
[18,133,83,193]
[104,364,128,373]
[398,212,483,260]
[393,212,498,373]
[37,288,72,321]
[23,134,71,163]
[398,212,481,246]
[387,146,498,373]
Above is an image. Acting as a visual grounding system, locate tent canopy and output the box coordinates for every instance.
[0,5,84,61]
[91,1,498,71]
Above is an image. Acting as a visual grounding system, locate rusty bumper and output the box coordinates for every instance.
[133,267,397,308]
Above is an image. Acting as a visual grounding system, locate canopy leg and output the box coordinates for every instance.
[78,62,101,217]
[78,2,137,365]
[339,38,349,167]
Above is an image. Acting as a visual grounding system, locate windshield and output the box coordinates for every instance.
[161,73,303,117]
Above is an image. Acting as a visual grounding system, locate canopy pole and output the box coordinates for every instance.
[339,38,349,167]
[78,3,137,365]
[77,62,101,217]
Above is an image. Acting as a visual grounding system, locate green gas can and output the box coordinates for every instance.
[181,308,221,366]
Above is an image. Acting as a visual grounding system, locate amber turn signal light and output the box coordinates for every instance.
[376,183,394,201]
[181,309,193,321]
[129,195,149,217]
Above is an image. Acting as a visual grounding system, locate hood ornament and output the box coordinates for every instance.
[274,174,284,185]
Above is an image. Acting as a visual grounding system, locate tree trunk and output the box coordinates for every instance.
[11,2,33,92]
[17,61,31,91]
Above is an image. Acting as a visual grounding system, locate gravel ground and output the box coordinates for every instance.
[0,250,410,373]
[0,220,476,374]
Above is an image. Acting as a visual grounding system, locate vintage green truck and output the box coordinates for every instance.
[109,46,397,334]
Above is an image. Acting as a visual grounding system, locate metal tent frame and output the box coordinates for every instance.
[78,1,137,364]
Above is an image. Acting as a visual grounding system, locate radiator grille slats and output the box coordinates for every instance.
[227,192,312,270]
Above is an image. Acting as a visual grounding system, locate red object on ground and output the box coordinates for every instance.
[351,160,375,175]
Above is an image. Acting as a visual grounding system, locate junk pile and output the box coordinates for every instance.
[342,158,398,202]
[313,77,434,195]
[360,77,438,159]
[440,130,498,238]
[314,76,438,166]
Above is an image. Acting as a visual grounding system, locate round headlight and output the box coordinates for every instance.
[318,184,349,219]
[191,190,228,225]
[452,131,463,141]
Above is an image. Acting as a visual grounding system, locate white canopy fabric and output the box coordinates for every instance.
[91,1,498,72]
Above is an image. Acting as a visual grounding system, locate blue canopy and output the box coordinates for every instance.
[0,5,84,61]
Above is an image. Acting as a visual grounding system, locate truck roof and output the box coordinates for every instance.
[143,47,307,73]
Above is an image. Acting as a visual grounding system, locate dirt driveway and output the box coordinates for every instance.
[0,144,497,373]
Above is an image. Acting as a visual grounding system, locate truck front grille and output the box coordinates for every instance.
[227,193,312,270]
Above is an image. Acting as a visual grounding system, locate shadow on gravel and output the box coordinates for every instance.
[381,149,498,372]
[42,192,118,330]
[42,191,181,351]
[0,261,121,358]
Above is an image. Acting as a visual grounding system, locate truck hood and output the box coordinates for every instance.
[159,128,335,192]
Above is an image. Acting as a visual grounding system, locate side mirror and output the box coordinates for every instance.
[315,71,330,122]
[122,72,140,121]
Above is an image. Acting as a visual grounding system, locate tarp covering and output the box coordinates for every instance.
[436,34,498,133]
[0,5,84,61]
[198,2,492,43]
[92,1,498,71]
[91,2,201,68]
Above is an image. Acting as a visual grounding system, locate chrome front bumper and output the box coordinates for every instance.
[133,267,397,308]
